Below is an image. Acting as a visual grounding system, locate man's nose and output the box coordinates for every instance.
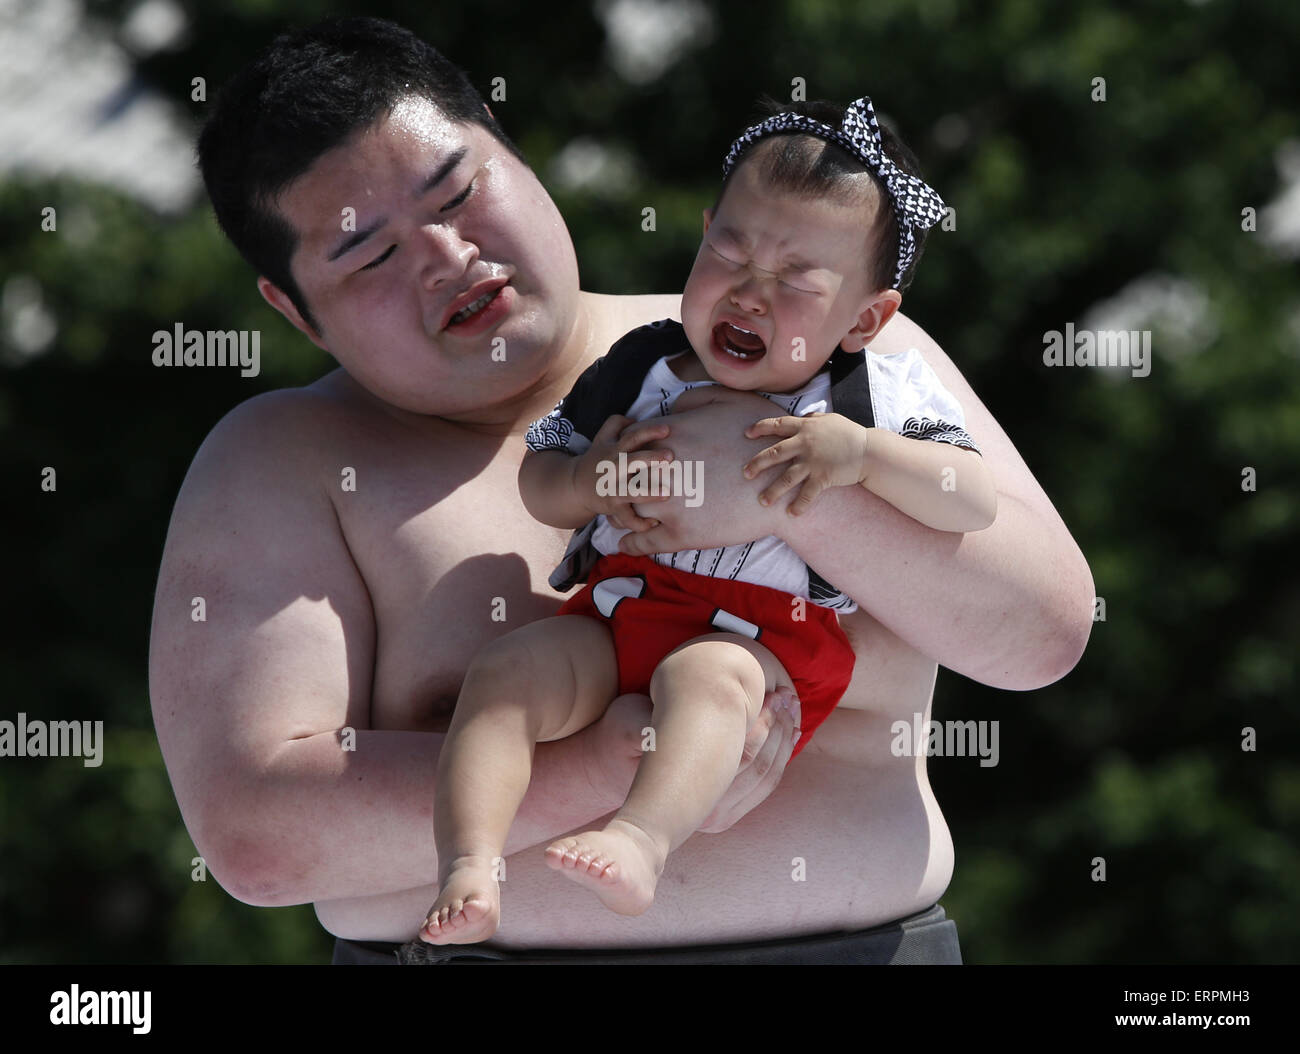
[417,223,477,288]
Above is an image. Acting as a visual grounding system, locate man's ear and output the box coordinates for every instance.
[257,276,328,352]
[841,288,902,352]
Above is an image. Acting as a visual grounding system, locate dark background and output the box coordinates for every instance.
[2,0,1297,964]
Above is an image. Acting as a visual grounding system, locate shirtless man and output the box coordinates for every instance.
[148,17,1093,964]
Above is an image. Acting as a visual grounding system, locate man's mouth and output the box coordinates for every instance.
[712,321,767,361]
[447,287,503,327]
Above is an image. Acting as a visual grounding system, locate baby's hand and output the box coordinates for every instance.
[573,415,676,531]
[741,413,868,516]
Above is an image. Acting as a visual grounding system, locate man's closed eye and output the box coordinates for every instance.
[360,245,396,271]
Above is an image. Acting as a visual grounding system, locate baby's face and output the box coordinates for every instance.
[680,159,896,394]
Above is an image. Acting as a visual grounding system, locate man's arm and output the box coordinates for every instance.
[148,393,628,908]
[619,312,1094,690]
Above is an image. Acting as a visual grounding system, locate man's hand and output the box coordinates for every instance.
[697,684,801,833]
[580,693,653,803]
[581,686,802,834]
[616,387,789,556]
[574,415,675,532]
[742,413,870,516]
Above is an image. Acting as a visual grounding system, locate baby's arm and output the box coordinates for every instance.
[519,447,596,528]
[743,413,997,533]
[519,414,677,532]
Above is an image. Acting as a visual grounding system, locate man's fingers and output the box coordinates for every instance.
[668,386,727,413]
[784,686,802,733]
[717,688,800,828]
[618,444,675,469]
[617,524,669,555]
[607,458,677,509]
[698,685,798,833]
[748,690,799,788]
[739,687,781,764]
[608,510,660,532]
[592,414,632,444]
[617,420,671,453]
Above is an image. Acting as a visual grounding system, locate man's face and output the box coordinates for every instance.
[680,157,898,393]
[270,96,580,420]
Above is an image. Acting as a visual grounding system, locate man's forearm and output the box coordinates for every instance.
[632,315,1095,689]
[202,725,621,908]
[783,476,1091,689]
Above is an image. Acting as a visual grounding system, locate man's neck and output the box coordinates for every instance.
[328,291,617,439]
[323,291,681,439]
[440,290,603,437]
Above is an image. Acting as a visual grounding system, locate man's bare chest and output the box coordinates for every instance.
[332,438,573,732]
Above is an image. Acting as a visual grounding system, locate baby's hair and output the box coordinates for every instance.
[717,96,931,294]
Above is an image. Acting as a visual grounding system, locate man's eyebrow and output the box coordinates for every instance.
[419,146,468,197]
[328,219,384,263]
[326,147,470,263]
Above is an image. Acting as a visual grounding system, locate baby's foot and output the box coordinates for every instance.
[419,856,500,944]
[543,819,665,916]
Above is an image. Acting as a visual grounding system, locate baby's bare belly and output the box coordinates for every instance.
[314,744,953,946]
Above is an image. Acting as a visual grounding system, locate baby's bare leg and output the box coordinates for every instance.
[546,633,792,915]
[420,615,617,944]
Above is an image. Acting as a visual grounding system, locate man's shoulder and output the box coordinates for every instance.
[609,291,682,334]
[197,372,357,461]
[161,377,369,598]
[581,290,681,358]
[179,377,359,515]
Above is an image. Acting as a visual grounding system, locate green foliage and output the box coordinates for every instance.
[5,0,1297,963]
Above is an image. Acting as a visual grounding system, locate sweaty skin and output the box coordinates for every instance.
[149,98,1092,948]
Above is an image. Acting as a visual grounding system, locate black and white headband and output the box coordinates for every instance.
[721,96,945,290]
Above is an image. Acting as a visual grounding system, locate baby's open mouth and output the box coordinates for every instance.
[713,321,767,360]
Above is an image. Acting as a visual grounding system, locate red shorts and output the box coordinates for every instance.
[557,553,856,758]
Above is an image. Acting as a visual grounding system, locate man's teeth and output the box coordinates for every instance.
[450,289,497,324]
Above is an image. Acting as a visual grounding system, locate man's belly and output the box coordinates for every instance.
[313,744,953,946]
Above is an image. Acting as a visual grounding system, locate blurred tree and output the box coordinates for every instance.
[3,0,1297,963]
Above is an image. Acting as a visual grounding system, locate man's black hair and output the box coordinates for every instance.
[197,16,525,332]
[716,97,931,294]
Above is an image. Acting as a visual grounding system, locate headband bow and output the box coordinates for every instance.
[721,96,945,290]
